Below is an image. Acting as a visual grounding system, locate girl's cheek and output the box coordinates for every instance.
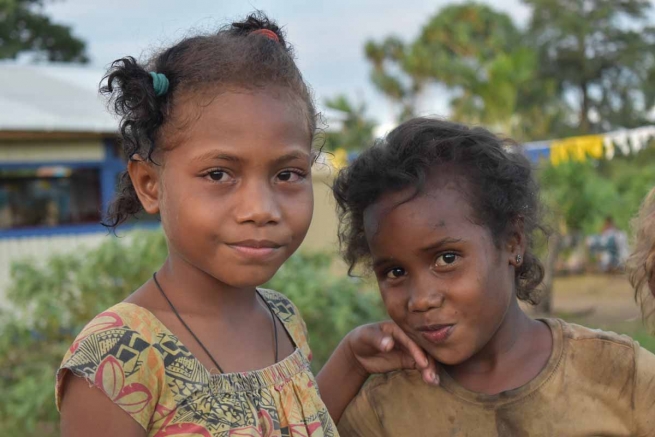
[381,290,405,320]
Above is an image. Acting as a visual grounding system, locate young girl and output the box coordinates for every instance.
[333,118,655,436]
[56,15,437,437]
[627,187,655,328]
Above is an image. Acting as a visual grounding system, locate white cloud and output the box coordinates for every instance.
[45,0,529,123]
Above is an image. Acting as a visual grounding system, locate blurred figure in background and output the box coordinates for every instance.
[588,216,629,273]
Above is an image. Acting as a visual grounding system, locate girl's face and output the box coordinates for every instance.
[363,177,520,365]
[141,89,314,288]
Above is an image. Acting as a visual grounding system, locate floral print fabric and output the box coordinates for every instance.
[56,289,338,437]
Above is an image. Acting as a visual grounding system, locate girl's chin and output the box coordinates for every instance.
[423,348,467,367]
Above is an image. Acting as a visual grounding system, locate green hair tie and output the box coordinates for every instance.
[149,72,169,97]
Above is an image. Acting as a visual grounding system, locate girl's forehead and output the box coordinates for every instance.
[168,87,310,139]
[163,89,312,159]
[363,184,475,242]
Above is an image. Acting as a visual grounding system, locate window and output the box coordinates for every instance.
[0,167,101,229]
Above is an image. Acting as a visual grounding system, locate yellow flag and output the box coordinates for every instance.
[549,135,604,166]
[329,148,349,169]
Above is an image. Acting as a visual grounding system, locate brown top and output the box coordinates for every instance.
[339,319,655,437]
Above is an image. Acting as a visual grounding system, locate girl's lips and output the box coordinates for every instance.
[419,325,454,344]
[228,244,280,260]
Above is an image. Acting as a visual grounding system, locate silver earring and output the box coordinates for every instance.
[516,254,522,264]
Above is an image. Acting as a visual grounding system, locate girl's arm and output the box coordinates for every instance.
[317,321,438,423]
[60,375,146,437]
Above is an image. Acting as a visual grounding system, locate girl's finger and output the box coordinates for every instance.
[421,355,440,386]
[383,323,429,368]
[351,324,396,355]
[380,336,394,352]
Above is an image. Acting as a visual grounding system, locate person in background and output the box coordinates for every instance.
[588,216,630,272]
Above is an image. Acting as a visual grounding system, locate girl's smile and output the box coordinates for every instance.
[137,89,314,289]
[417,324,455,344]
[363,175,519,367]
[227,239,284,261]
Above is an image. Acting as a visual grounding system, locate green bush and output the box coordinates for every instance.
[264,251,385,370]
[539,147,655,234]
[0,231,167,436]
[0,230,384,436]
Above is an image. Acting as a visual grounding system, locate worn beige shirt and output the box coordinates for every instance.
[339,319,655,436]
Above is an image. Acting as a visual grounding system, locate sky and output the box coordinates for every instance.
[43,0,531,127]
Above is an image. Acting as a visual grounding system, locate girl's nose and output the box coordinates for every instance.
[408,276,445,313]
[234,180,282,226]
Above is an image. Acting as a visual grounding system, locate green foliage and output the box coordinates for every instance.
[265,252,385,370]
[0,231,166,436]
[0,231,383,435]
[322,95,377,151]
[0,0,88,62]
[365,0,655,139]
[539,145,655,233]
[364,2,563,140]
[525,0,655,132]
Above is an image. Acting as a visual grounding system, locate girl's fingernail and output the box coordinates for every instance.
[381,337,392,350]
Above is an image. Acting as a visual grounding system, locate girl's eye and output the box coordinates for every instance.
[208,171,225,181]
[277,170,305,182]
[205,170,232,182]
[435,253,459,267]
[386,267,407,279]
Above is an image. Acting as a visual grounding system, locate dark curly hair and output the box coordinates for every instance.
[333,118,547,304]
[101,12,316,228]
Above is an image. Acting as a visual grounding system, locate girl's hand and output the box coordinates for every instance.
[345,321,439,385]
[317,321,438,423]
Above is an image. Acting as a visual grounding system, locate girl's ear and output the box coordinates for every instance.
[506,216,527,266]
[128,155,161,214]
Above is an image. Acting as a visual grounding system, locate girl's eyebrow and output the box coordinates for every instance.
[419,238,462,253]
[190,151,241,164]
[273,151,311,166]
[372,238,463,269]
[373,256,397,270]
[189,151,310,166]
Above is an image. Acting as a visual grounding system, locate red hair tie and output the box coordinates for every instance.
[251,29,279,42]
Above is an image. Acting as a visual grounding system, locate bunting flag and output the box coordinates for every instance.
[523,125,655,165]
[327,148,349,169]
[549,135,604,166]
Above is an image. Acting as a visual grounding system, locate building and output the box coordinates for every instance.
[0,63,132,301]
[0,63,341,303]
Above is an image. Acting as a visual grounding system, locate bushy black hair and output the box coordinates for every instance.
[333,117,547,304]
[101,12,315,228]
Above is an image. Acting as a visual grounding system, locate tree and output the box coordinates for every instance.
[536,144,655,313]
[322,94,377,151]
[364,3,564,141]
[0,0,88,62]
[525,0,655,133]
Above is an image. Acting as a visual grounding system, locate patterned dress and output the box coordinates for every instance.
[56,289,338,437]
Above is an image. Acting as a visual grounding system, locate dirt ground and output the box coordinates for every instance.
[527,273,654,351]
[548,273,640,324]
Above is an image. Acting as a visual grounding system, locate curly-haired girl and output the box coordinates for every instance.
[334,117,655,436]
